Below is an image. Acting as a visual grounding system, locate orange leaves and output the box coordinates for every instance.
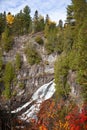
[39,124,48,130]
[37,98,70,130]
[53,120,69,130]
[37,99,87,130]
[12,99,87,130]
[6,12,14,24]
[63,121,69,129]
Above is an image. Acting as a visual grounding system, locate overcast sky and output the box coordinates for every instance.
[0,0,71,23]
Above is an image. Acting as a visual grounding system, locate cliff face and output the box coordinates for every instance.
[68,70,83,108]
[0,33,84,130]
[0,32,83,116]
[0,33,58,110]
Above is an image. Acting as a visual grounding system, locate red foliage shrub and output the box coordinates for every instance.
[66,103,87,130]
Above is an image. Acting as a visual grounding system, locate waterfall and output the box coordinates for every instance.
[12,80,55,121]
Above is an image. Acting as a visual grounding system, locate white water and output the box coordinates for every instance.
[12,80,55,121]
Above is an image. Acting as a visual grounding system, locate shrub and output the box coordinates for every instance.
[12,90,17,96]
[19,82,25,89]
[45,40,54,54]
[35,36,44,45]
[25,44,41,65]
[45,28,58,54]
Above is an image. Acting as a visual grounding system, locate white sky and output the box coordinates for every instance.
[0,0,71,23]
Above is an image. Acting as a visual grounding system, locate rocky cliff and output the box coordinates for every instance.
[0,32,58,110]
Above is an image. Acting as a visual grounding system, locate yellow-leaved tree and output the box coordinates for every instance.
[6,12,14,24]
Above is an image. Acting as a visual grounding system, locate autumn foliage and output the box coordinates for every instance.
[66,103,87,130]
[11,100,87,130]
[6,12,14,24]
[36,99,69,130]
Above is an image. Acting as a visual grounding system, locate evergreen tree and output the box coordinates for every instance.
[76,19,87,100]
[13,10,24,35]
[66,5,75,25]
[55,54,70,98]
[33,10,39,32]
[3,62,14,84]
[15,53,22,70]
[58,19,63,29]
[34,10,39,21]
[33,11,45,32]
[68,0,87,100]
[1,27,13,52]
[3,62,15,98]
[0,50,3,71]
[45,14,50,24]
[45,28,58,54]
[72,0,87,26]
[54,0,87,101]
[38,15,45,31]
[23,5,31,33]
[55,30,64,54]
[63,25,74,52]
[13,6,31,35]
[44,23,49,37]
[25,44,41,65]
[0,12,6,35]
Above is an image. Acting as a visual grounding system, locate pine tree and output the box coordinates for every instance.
[66,5,75,25]
[72,0,87,26]
[23,5,31,33]
[55,54,70,98]
[58,19,63,29]
[45,14,50,24]
[33,10,39,32]
[76,19,87,100]
[3,62,15,98]
[13,6,31,35]
[70,0,87,100]
[1,27,13,52]
[34,10,39,21]
[13,10,24,35]
[0,12,6,35]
